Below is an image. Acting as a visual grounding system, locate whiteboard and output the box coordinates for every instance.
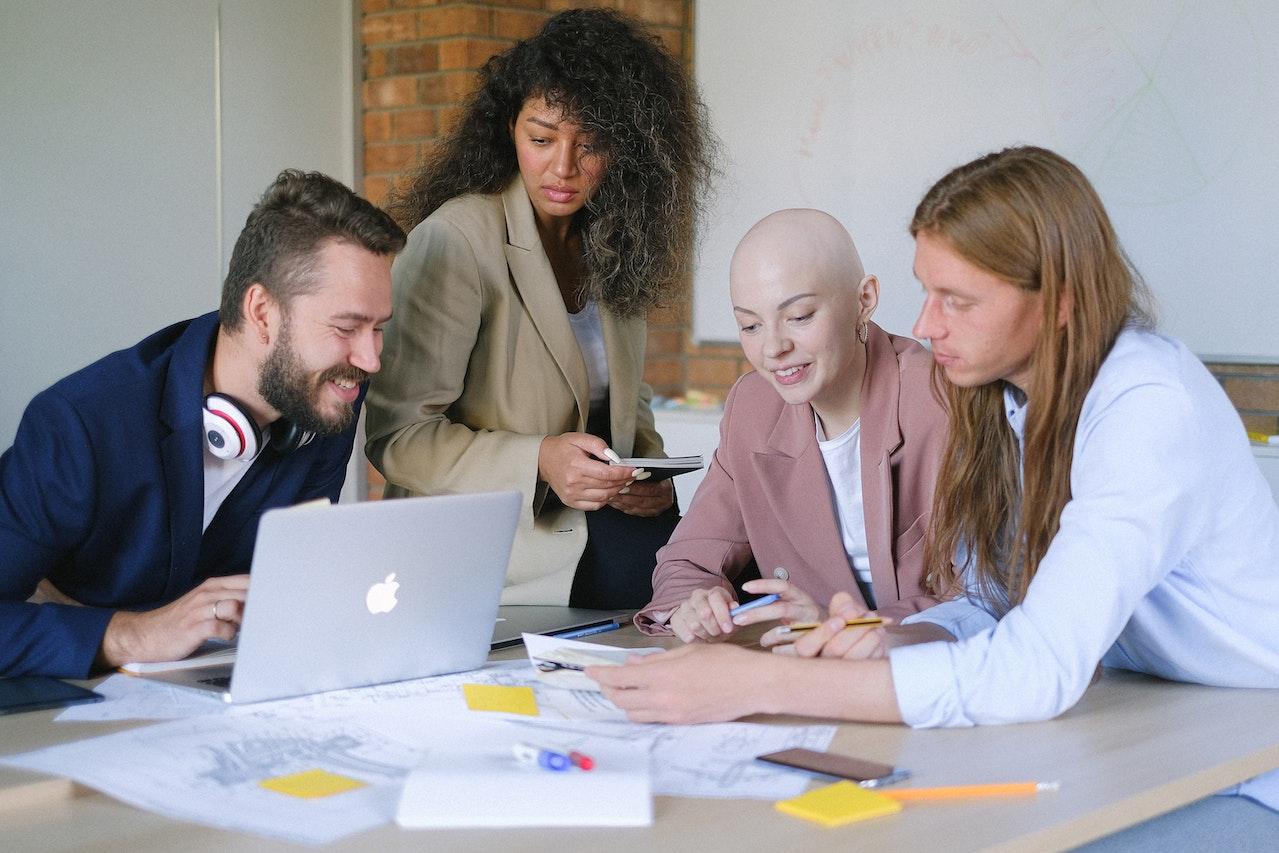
[694,0,1279,361]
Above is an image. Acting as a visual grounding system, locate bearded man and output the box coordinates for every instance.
[0,170,405,677]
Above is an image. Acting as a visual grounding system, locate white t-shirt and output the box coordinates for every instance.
[202,443,254,532]
[567,299,610,428]
[816,415,874,608]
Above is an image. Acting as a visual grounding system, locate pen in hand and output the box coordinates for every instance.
[771,616,884,637]
[728,593,780,618]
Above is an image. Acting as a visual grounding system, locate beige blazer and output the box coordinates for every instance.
[365,178,663,604]
[635,324,948,633]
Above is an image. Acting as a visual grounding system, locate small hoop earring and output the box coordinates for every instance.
[857,322,869,344]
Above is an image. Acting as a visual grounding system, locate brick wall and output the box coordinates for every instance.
[1206,364,1279,436]
[357,1,1279,501]
[361,0,688,206]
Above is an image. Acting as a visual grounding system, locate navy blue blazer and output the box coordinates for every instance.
[0,312,359,677]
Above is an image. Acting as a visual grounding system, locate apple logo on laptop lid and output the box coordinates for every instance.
[366,573,400,615]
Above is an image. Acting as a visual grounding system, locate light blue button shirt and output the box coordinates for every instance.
[889,328,1279,805]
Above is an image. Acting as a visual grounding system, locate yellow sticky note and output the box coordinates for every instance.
[259,768,367,799]
[775,780,903,828]
[462,683,540,716]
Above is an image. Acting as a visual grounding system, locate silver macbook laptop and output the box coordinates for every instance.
[148,491,520,703]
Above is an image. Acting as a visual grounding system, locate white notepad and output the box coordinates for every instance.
[396,736,652,828]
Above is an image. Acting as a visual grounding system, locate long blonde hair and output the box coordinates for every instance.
[913,147,1154,610]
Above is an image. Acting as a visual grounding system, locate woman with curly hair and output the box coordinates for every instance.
[365,9,716,608]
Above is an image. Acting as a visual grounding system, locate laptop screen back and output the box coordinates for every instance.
[229,491,520,703]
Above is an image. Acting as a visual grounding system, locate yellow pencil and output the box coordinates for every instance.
[772,616,884,636]
[881,781,1060,801]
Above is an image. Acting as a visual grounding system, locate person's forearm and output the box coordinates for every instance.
[96,610,135,668]
[755,654,904,723]
[886,621,955,648]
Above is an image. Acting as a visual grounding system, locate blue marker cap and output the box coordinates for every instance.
[513,742,571,772]
[729,593,780,617]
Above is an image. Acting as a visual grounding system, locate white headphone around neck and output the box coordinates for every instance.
[202,393,314,460]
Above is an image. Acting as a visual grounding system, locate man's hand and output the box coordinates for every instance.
[588,643,765,724]
[96,574,250,668]
[537,433,634,510]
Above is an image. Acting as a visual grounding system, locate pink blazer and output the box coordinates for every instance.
[635,323,948,633]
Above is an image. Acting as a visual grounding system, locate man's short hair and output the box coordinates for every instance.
[219,170,407,331]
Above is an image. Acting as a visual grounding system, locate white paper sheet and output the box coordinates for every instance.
[521,631,662,692]
[62,641,657,726]
[239,660,535,720]
[2,714,424,845]
[360,707,834,802]
[648,720,837,798]
[55,674,225,721]
[23,651,838,842]
[508,719,838,799]
[56,661,539,724]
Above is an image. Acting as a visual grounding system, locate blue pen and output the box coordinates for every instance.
[552,621,621,640]
[729,593,780,617]
[512,742,571,771]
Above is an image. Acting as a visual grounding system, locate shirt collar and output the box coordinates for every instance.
[1003,383,1029,441]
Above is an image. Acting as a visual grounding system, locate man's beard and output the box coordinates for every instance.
[257,321,366,436]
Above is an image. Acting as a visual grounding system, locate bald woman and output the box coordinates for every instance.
[635,209,949,646]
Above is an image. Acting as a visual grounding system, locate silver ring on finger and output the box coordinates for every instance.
[212,599,224,621]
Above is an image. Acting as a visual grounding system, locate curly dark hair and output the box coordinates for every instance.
[390,8,717,318]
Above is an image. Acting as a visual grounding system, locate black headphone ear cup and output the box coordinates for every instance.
[203,394,262,460]
[269,420,315,454]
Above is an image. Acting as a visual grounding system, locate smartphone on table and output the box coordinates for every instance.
[757,747,911,788]
[0,676,104,715]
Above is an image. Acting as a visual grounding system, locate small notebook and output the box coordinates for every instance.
[397,737,651,828]
[775,780,903,827]
[609,455,703,481]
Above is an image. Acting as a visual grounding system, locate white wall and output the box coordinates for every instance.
[0,1,357,469]
[694,1,1279,362]
[652,409,723,511]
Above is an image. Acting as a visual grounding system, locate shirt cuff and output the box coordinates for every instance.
[901,597,997,641]
[889,640,972,729]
